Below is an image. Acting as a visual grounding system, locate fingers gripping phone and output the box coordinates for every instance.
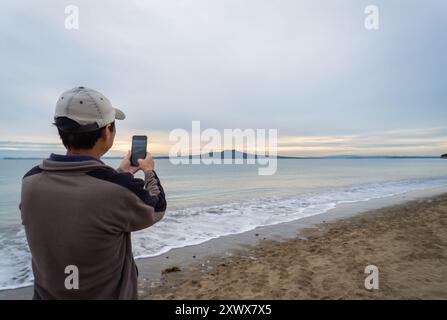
[131,135,147,167]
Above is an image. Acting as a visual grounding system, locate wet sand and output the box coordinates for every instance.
[143,193,447,299]
[2,189,447,300]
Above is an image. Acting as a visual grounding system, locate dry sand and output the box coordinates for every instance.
[143,194,447,299]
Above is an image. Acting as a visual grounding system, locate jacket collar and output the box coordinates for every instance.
[49,153,104,164]
[39,154,108,172]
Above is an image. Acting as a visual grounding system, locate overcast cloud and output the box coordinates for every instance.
[0,0,446,156]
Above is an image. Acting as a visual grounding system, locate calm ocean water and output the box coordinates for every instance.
[1,158,447,290]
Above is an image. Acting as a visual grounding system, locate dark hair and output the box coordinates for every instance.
[54,117,115,150]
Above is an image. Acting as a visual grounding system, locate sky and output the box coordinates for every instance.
[0,0,446,157]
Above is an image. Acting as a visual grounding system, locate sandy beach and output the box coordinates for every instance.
[1,189,446,300]
[143,193,447,300]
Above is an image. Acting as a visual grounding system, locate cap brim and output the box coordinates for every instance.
[115,108,126,120]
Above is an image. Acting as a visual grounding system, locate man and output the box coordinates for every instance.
[20,86,167,299]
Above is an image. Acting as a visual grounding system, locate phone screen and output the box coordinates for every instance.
[131,135,147,167]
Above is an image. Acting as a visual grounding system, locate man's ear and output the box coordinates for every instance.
[102,124,112,140]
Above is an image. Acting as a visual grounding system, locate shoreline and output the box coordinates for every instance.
[1,186,447,299]
[145,188,447,299]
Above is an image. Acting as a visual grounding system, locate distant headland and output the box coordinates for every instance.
[1,150,440,160]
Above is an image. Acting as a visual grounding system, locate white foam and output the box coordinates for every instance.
[131,176,447,259]
[1,176,447,290]
[0,228,33,290]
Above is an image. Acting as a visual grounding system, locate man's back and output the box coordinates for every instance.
[21,154,166,299]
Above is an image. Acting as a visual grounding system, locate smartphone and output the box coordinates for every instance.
[131,135,148,167]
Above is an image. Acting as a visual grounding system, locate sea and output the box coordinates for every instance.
[0,157,446,290]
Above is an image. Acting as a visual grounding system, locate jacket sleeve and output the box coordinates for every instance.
[122,170,167,232]
[87,168,167,232]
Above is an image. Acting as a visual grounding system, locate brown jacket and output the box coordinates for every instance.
[20,154,166,300]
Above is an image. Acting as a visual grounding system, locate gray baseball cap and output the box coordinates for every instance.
[54,86,125,132]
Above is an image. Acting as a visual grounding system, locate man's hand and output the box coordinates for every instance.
[138,152,155,173]
[118,151,140,174]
